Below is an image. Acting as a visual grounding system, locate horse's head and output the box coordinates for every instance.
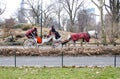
[88,30,98,39]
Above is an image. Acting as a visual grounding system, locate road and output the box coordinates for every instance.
[0,56,120,67]
[0,45,120,67]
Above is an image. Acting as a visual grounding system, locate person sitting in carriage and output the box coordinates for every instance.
[48,25,61,41]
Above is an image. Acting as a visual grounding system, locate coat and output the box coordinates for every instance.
[70,32,90,42]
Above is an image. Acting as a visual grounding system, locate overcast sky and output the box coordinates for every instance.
[0,0,21,19]
[0,0,52,19]
[0,0,108,20]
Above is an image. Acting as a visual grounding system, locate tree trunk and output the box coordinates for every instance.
[100,6,107,45]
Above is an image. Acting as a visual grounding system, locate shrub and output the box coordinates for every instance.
[22,24,32,31]
[13,23,33,30]
[22,26,30,30]
[13,24,23,29]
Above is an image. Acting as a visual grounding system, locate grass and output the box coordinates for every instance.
[0,66,120,79]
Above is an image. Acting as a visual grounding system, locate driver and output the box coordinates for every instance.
[25,27,42,43]
[25,27,38,38]
[48,25,61,41]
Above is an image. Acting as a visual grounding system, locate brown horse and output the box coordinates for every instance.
[62,30,98,46]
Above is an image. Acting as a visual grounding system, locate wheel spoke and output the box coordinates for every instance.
[23,39,37,49]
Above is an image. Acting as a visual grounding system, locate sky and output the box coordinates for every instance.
[0,0,52,19]
[0,0,108,21]
[0,0,21,19]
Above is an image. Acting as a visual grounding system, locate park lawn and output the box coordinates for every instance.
[0,66,120,79]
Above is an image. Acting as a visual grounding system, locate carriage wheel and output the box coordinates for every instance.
[23,39,37,49]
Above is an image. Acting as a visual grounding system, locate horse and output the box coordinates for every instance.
[61,30,98,46]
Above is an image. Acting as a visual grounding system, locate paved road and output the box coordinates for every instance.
[0,45,120,67]
[0,56,120,67]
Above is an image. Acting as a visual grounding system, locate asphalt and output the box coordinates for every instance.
[0,56,120,67]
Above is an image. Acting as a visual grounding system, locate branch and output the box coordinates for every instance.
[20,9,33,24]
[62,0,71,15]
[73,0,84,21]
[0,4,6,15]
[71,0,75,11]
[66,0,71,14]
[27,0,39,16]
[100,0,105,7]
[63,4,70,15]
[91,0,99,8]
[104,4,112,16]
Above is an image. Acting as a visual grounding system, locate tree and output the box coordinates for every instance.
[23,0,41,24]
[2,18,16,41]
[5,18,16,28]
[91,0,107,45]
[60,0,85,32]
[105,0,120,44]
[0,0,6,15]
[60,16,68,31]
[17,9,28,23]
[17,0,27,23]
[77,9,96,32]
[52,0,63,30]
[42,4,55,28]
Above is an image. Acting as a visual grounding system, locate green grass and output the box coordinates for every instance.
[0,66,120,79]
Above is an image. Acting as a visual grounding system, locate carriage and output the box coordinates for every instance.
[23,30,98,48]
[23,34,62,49]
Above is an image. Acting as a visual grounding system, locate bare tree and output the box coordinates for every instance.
[51,0,63,30]
[17,9,28,23]
[60,15,68,31]
[42,4,55,27]
[105,0,120,44]
[77,10,86,32]
[19,0,55,27]
[60,0,85,32]
[2,18,16,41]
[22,0,41,24]
[91,0,107,45]
[77,9,95,32]
[0,0,6,15]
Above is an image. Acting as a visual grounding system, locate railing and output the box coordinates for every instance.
[0,54,119,67]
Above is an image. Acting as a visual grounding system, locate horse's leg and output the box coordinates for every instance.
[81,39,84,46]
[84,41,88,46]
[73,41,76,46]
[81,41,82,46]
[95,38,100,46]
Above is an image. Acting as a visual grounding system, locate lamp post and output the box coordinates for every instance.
[58,0,61,30]
[40,0,43,37]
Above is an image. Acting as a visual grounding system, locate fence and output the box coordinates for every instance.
[0,54,119,67]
